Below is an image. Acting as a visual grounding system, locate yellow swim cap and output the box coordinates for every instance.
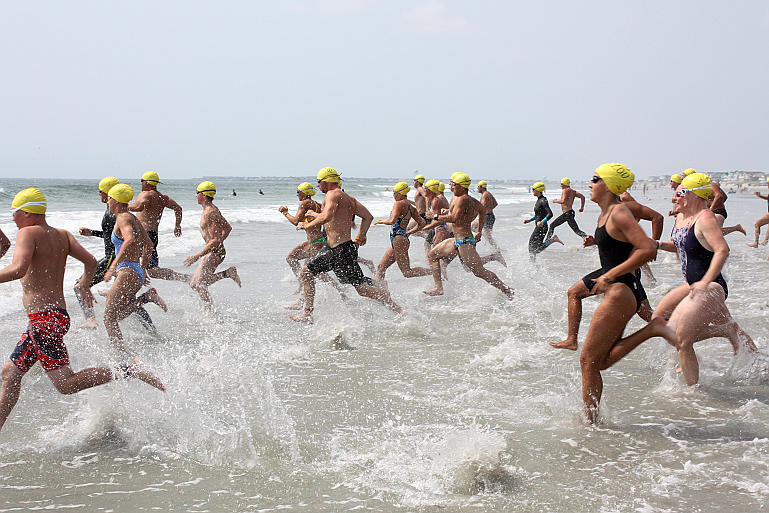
[594,163,634,195]
[683,168,696,176]
[142,171,161,184]
[561,177,571,186]
[11,188,47,214]
[424,179,441,193]
[393,182,410,196]
[317,167,341,184]
[438,182,445,192]
[477,180,488,189]
[414,174,425,184]
[452,173,471,188]
[532,182,545,192]
[297,182,315,196]
[99,176,120,194]
[197,181,217,198]
[670,174,683,184]
[680,173,712,199]
[108,184,134,204]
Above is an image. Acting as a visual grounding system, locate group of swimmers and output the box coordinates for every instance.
[1,164,766,433]
[279,164,763,423]
[0,174,241,433]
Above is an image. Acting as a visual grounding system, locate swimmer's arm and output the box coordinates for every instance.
[303,194,337,231]
[374,207,400,226]
[108,215,136,274]
[575,191,585,211]
[139,225,154,271]
[756,191,769,200]
[601,208,656,282]
[166,196,183,237]
[553,190,566,204]
[649,209,664,241]
[352,199,374,246]
[696,212,729,283]
[284,203,308,226]
[67,231,97,308]
[544,200,554,222]
[475,202,486,241]
[0,229,9,259]
[411,204,426,231]
[127,196,146,213]
[0,229,34,283]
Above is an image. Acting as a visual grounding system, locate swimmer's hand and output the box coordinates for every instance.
[590,275,613,295]
[103,269,114,283]
[303,211,318,218]
[183,254,199,267]
[144,274,152,286]
[278,205,288,214]
[440,208,449,216]
[79,227,92,236]
[475,232,482,243]
[536,221,545,227]
[354,235,366,247]
[76,284,95,308]
[174,225,182,238]
[296,222,305,231]
[583,235,596,248]
[688,280,709,299]
[523,219,530,224]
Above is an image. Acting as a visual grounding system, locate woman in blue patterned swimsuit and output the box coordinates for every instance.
[374,182,431,281]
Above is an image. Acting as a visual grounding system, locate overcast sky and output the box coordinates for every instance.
[1,1,768,181]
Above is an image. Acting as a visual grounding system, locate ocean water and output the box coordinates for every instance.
[1,177,768,512]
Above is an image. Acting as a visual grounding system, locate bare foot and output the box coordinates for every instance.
[289,308,313,323]
[423,287,444,297]
[292,286,301,295]
[359,258,376,273]
[78,317,98,330]
[97,289,110,297]
[226,267,242,287]
[747,242,759,248]
[144,288,168,312]
[550,339,578,351]
[736,224,747,236]
[761,239,769,246]
[648,316,677,345]
[127,357,166,392]
[550,234,564,245]
[283,298,304,310]
[492,251,507,268]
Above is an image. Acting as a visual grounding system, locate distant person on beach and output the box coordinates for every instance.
[182,182,241,310]
[546,177,587,243]
[747,179,769,249]
[290,167,401,323]
[374,182,431,281]
[581,173,757,388]
[76,176,156,332]
[421,173,513,299]
[128,171,188,282]
[551,164,656,423]
[231,189,237,196]
[524,182,562,261]
[0,188,164,434]
[259,189,264,195]
[103,185,168,352]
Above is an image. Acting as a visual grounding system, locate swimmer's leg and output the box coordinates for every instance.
[550,281,591,350]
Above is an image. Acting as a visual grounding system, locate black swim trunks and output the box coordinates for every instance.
[147,230,160,268]
[307,240,373,287]
[711,208,727,219]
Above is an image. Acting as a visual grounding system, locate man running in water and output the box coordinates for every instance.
[290,167,401,323]
[747,178,769,249]
[708,178,745,236]
[546,177,587,243]
[129,171,189,281]
[422,173,513,299]
[0,188,164,434]
[182,182,241,310]
[76,176,156,331]
[476,180,500,250]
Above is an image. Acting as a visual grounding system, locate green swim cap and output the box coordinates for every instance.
[317,167,341,184]
[99,177,120,194]
[595,163,634,195]
[680,173,712,199]
[393,182,410,196]
[197,181,217,198]
[297,182,315,196]
[108,184,134,204]
[11,188,47,214]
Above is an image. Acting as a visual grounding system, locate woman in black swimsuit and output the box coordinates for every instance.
[557,164,656,423]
